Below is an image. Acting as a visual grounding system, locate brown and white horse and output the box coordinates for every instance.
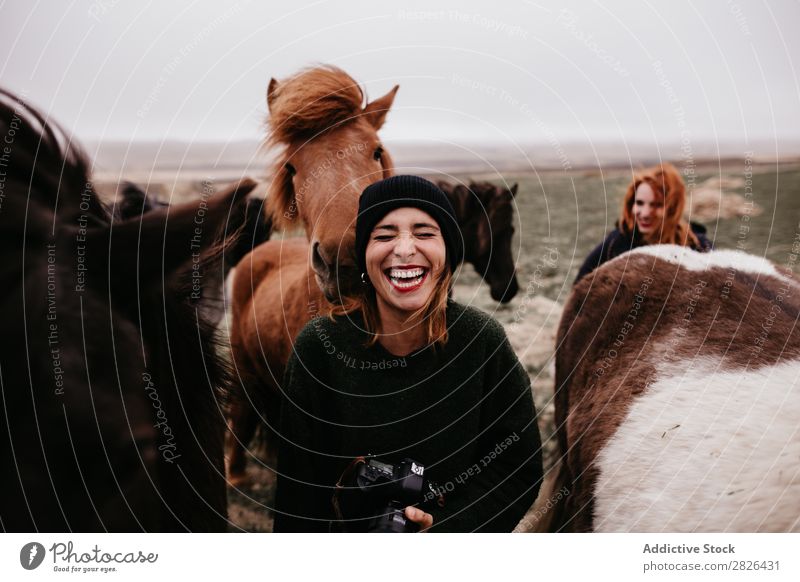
[542,245,800,532]
[226,66,398,484]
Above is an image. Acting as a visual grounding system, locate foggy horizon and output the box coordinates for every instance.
[2,0,798,158]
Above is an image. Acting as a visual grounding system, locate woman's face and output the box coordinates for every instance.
[365,207,447,316]
[633,182,664,237]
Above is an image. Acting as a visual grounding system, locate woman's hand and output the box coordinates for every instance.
[404,506,433,532]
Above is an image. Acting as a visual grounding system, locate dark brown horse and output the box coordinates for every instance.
[227,65,398,485]
[118,182,272,272]
[437,180,520,303]
[118,182,272,326]
[0,89,257,531]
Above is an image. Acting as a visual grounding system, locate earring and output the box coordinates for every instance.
[361,272,369,285]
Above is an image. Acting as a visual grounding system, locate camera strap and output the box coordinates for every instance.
[427,483,446,509]
[331,455,367,522]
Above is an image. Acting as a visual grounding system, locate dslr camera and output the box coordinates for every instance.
[334,457,441,533]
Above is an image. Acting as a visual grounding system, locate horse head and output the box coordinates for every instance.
[441,180,520,303]
[264,65,398,303]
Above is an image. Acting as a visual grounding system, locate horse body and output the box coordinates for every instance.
[231,239,313,389]
[0,90,257,531]
[594,356,800,531]
[549,245,800,532]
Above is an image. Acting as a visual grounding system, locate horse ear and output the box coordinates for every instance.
[467,183,488,211]
[267,78,279,112]
[118,182,153,220]
[437,180,457,216]
[91,178,258,292]
[225,197,272,268]
[453,184,475,221]
[363,85,399,130]
[436,180,455,197]
[510,183,519,197]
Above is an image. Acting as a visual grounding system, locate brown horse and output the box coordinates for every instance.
[0,89,257,531]
[227,65,398,485]
[438,180,520,303]
[538,245,800,532]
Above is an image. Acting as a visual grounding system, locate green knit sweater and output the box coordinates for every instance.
[272,300,542,533]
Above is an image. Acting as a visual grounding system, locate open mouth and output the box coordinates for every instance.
[383,266,429,293]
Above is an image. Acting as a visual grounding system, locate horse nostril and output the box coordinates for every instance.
[311,242,329,275]
[492,276,519,303]
[504,278,520,302]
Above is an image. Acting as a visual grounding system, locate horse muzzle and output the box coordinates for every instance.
[311,241,359,303]
[491,275,519,303]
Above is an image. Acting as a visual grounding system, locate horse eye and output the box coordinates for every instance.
[285,162,296,177]
[373,146,383,162]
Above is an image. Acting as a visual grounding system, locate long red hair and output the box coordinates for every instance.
[619,163,699,247]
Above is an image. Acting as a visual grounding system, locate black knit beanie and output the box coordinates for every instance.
[355,175,463,275]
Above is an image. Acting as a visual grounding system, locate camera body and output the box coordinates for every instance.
[335,457,436,533]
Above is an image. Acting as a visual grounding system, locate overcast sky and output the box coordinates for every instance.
[1,0,798,150]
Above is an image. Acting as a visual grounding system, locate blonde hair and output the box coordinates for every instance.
[619,163,700,248]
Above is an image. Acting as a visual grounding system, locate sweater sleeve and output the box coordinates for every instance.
[272,346,336,533]
[690,222,714,252]
[428,322,543,532]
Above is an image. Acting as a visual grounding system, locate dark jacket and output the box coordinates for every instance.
[272,300,542,533]
[575,222,713,284]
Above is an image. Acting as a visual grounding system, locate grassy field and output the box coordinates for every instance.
[464,163,800,304]
[101,161,800,531]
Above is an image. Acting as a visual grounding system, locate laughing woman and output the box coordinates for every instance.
[575,163,713,283]
[273,175,542,532]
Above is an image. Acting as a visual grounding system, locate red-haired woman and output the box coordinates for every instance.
[575,163,712,282]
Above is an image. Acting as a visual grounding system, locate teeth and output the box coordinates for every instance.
[391,275,424,288]
[389,267,424,279]
[387,267,426,289]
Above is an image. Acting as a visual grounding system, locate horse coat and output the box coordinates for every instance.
[551,245,800,532]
